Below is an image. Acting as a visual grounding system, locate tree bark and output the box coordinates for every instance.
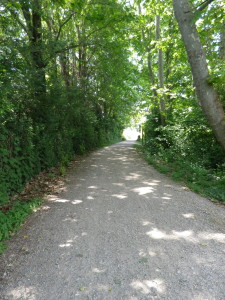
[59,54,71,87]
[173,0,225,150]
[31,0,46,97]
[220,21,225,59]
[156,15,166,126]
[138,3,158,112]
[21,0,46,98]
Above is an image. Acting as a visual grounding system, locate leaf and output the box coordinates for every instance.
[79,286,86,291]
[139,257,148,263]
[113,279,122,285]
[200,242,208,246]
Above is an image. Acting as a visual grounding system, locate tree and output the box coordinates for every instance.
[156,14,166,125]
[173,0,225,150]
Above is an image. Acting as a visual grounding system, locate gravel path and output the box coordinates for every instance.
[1,140,225,300]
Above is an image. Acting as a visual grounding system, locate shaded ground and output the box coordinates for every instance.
[1,141,225,300]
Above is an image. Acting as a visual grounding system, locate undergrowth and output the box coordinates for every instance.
[0,198,42,254]
[136,144,225,203]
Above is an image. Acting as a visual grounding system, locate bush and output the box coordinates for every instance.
[141,107,225,202]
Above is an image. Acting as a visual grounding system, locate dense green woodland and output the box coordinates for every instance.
[0,0,225,246]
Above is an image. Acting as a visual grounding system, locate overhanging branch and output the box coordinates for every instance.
[192,0,215,23]
[196,0,215,12]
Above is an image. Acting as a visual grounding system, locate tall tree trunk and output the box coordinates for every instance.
[220,21,225,59]
[72,50,78,86]
[31,0,46,97]
[138,3,158,113]
[146,29,157,92]
[59,54,70,87]
[21,0,46,98]
[173,0,225,150]
[76,23,87,92]
[156,15,166,126]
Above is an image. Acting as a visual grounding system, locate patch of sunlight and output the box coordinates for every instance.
[59,243,72,248]
[149,251,157,257]
[143,181,159,186]
[47,195,70,203]
[142,220,154,226]
[59,239,74,248]
[147,228,225,244]
[92,268,106,273]
[41,205,50,210]
[72,200,83,204]
[112,194,127,199]
[139,249,147,257]
[108,155,131,162]
[112,182,125,187]
[132,186,154,195]
[192,292,216,300]
[161,197,171,200]
[108,210,113,214]
[35,205,50,212]
[81,232,87,236]
[88,186,98,189]
[7,286,37,300]
[55,199,70,203]
[147,228,196,242]
[198,232,225,243]
[87,196,94,200]
[125,173,141,180]
[164,193,172,196]
[63,217,77,223]
[182,213,195,219]
[130,279,166,295]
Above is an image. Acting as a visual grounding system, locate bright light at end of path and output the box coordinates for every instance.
[123,127,139,140]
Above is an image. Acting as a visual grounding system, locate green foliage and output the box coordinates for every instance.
[141,106,225,202]
[0,0,134,209]
[0,198,42,254]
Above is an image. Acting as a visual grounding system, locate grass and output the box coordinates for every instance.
[136,144,225,203]
[0,164,66,254]
[0,197,42,254]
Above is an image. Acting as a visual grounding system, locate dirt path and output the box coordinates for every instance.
[1,141,225,300]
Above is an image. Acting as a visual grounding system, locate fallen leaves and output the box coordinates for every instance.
[0,167,66,214]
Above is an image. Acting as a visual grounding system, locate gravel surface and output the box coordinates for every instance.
[1,140,225,300]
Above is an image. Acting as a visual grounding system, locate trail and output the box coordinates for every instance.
[1,141,225,300]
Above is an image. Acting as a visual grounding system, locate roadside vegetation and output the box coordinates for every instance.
[137,113,225,202]
[134,0,225,203]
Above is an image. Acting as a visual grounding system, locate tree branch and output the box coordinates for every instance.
[192,0,216,23]
[56,12,75,41]
[196,0,215,12]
